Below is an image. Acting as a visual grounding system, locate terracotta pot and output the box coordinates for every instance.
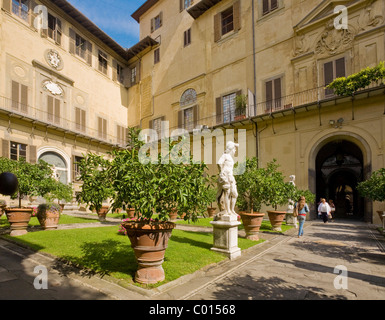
[240,212,265,241]
[97,206,109,221]
[122,221,175,284]
[38,210,60,230]
[126,208,135,219]
[169,209,178,221]
[267,210,286,232]
[207,207,216,217]
[5,208,33,236]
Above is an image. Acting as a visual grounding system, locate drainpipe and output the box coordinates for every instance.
[252,0,258,160]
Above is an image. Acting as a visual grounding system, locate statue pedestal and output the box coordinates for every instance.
[210,214,241,260]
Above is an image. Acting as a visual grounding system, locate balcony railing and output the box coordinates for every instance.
[0,95,122,147]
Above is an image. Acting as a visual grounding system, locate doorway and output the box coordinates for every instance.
[316,140,364,220]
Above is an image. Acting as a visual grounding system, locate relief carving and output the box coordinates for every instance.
[358,0,384,32]
[315,20,355,55]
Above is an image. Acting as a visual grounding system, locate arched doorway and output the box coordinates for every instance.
[39,151,69,185]
[316,140,364,220]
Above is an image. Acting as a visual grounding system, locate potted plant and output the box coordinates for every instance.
[262,160,295,232]
[108,128,211,284]
[235,157,269,241]
[76,154,114,222]
[0,157,56,236]
[46,180,73,212]
[36,202,61,230]
[235,94,247,121]
[357,168,385,223]
[205,178,218,217]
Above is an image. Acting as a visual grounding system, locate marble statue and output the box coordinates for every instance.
[216,141,239,220]
[286,175,298,228]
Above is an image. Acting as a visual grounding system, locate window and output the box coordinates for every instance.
[184,28,191,47]
[47,96,61,125]
[116,63,124,84]
[75,107,86,132]
[151,12,163,33]
[76,34,87,60]
[262,0,279,16]
[154,48,160,64]
[265,77,282,112]
[47,13,62,45]
[180,0,192,11]
[150,117,165,139]
[98,117,107,140]
[131,66,137,85]
[69,29,92,65]
[12,0,29,22]
[221,7,234,36]
[214,1,240,42]
[117,125,128,146]
[222,93,237,123]
[324,57,346,96]
[11,80,28,113]
[10,141,26,161]
[178,89,198,131]
[98,50,108,75]
[73,156,84,181]
[39,152,68,184]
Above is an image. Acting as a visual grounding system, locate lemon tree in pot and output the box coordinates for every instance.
[109,128,211,284]
[0,157,56,236]
[36,202,62,230]
[235,157,270,241]
[76,154,114,222]
[263,160,296,232]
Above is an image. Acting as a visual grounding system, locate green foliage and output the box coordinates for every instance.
[76,154,114,213]
[0,157,58,207]
[109,128,211,222]
[327,61,385,96]
[235,94,247,112]
[357,168,385,202]
[46,180,73,203]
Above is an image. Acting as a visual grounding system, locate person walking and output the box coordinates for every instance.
[318,198,331,223]
[295,196,309,238]
[328,199,335,222]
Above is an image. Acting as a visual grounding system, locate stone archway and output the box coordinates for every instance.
[315,140,366,220]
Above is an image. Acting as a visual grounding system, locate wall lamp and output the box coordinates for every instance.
[329,118,344,128]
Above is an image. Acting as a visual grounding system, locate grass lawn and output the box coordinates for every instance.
[3,225,262,288]
[0,213,99,228]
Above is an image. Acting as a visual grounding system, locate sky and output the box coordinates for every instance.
[67,0,148,49]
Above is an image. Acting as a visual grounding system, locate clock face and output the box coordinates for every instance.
[43,80,64,96]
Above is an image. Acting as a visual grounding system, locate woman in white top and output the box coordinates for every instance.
[318,198,331,223]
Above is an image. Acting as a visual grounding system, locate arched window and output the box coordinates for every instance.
[179,89,198,131]
[39,151,68,185]
[180,88,197,107]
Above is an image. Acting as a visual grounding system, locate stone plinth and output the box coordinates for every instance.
[210,214,241,260]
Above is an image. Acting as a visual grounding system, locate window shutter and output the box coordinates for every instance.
[56,18,62,45]
[151,18,155,33]
[324,61,334,86]
[265,80,273,112]
[271,0,278,10]
[98,117,103,138]
[81,110,86,131]
[149,119,153,129]
[159,11,163,27]
[86,41,92,66]
[20,84,28,113]
[29,0,37,29]
[178,110,183,128]
[117,125,121,144]
[55,98,60,124]
[112,60,118,81]
[47,96,54,122]
[193,105,199,128]
[233,0,241,31]
[69,28,76,54]
[336,57,346,78]
[12,81,19,110]
[274,78,282,109]
[214,13,221,42]
[216,97,222,124]
[180,0,183,12]
[75,107,81,130]
[263,0,269,15]
[1,139,9,158]
[2,0,11,12]
[29,145,37,164]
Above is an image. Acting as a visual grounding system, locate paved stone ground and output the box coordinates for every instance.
[0,213,384,301]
